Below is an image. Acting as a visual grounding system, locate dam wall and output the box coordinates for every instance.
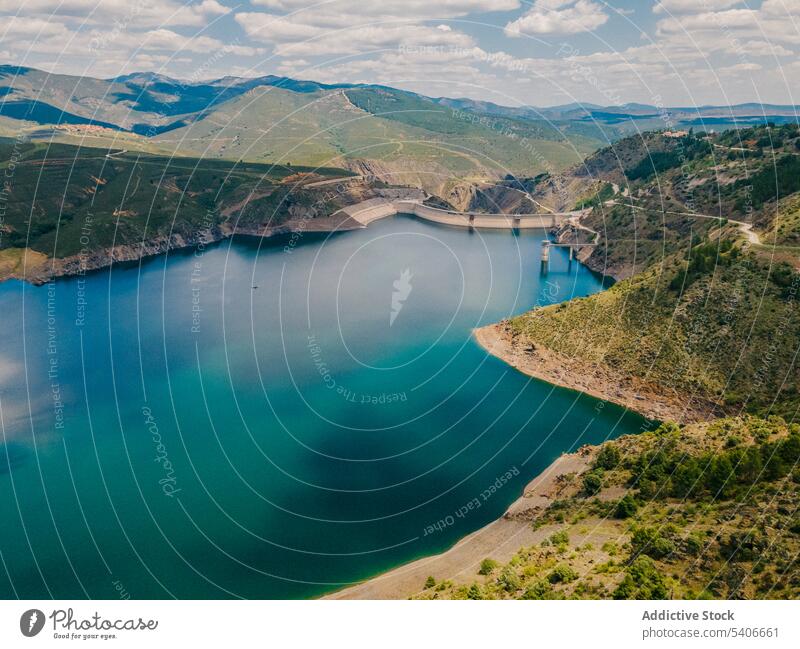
[338,199,577,230]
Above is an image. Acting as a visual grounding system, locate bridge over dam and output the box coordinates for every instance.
[336,198,587,230]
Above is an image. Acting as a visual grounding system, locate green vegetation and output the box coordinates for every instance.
[738,155,800,209]
[509,230,800,418]
[624,135,710,181]
[566,124,800,275]
[574,181,614,209]
[0,139,353,259]
[478,558,498,575]
[416,417,800,600]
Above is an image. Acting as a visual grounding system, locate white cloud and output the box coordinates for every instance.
[736,40,794,57]
[653,0,743,14]
[235,12,474,56]
[504,0,609,37]
[719,61,762,73]
[0,0,230,28]
[250,0,519,17]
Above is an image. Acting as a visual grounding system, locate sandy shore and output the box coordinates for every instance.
[323,451,591,600]
[474,322,718,424]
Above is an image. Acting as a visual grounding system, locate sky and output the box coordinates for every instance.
[1,0,799,107]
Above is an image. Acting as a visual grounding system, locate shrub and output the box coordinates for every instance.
[549,530,570,546]
[595,443,622,470]
[424,576,436,589]
[631,527,675,560]
[466,583,484,600]
[582,470,604,496]
[613,556,669,599]
[548,564,578,584]
[522,580,556,600]
[614,494,638,519]
[496,566,521,593]
[478,558,498,575]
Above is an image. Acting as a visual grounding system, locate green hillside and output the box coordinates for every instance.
[497,121,800,428]
[510,234,799,418]
[418,417,800,600]
[155,85,598,196]
[0,67,603,199]
[0,138,354,260]
[562,124,800,276]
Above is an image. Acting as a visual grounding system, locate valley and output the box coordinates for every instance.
[2,65,800,602]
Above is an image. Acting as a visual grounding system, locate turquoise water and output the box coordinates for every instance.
[0,215,646,599]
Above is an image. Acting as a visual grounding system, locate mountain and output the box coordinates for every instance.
[5,67,800,200]
[0,66,605,197]
[0,137,387,283]
[492,124,800,421]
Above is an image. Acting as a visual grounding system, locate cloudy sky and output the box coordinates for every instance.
[1,0,799,107]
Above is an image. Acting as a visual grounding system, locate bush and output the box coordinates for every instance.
[614,494,638,519]
[496,566,521,593]
[582,470,604,496]
[424,576,436,589]
[478,558,498,575]
[548,564,578,584]
[613,556,669,599]
[595,443,621,470]
[466,583,483,600]
[670,457,702,498]
[522,580,556,600]
[631,527,675,560]
[549,530,570,546]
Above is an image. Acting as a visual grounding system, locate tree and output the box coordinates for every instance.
[466,583,483,600]
[708,454,735,496]
[671,456,703,498]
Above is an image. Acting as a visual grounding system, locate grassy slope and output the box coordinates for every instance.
[155,87,598,192]
[558,125,800,276]
[417,417,800,600]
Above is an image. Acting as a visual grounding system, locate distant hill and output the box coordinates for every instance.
[4,66,798,200]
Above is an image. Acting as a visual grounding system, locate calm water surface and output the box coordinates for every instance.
[0,215,646,598]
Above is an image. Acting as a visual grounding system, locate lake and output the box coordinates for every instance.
[0,214,646,598]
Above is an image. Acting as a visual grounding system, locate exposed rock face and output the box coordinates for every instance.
[341,158,501,202]
[444,182,478,211]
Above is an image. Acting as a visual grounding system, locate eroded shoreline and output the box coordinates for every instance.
[474,322,719,425]
[323,449,593,600]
